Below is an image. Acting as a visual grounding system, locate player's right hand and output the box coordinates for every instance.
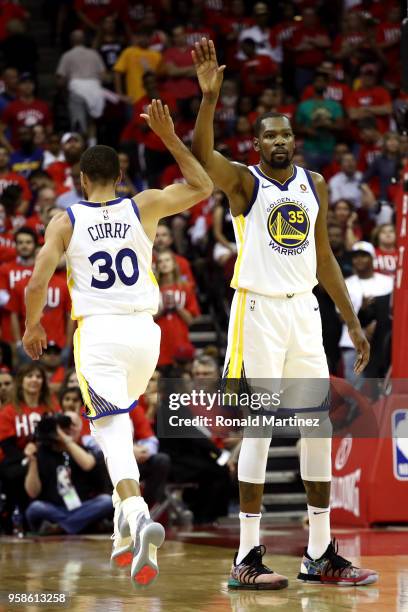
[22,323,47,360]
[191,38,226,98]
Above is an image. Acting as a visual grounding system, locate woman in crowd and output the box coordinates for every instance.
[333,198,362,250]
[155,250,200,372]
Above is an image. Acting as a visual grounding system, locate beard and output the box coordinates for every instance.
[269,152,291,169]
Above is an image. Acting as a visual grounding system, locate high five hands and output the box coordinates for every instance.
[191,38,226,100]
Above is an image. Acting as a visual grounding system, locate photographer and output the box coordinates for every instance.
[24,411,112,535]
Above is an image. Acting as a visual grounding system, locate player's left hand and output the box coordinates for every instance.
[140,99,175,141]
[348,323,370,374]
[22,323,47,360]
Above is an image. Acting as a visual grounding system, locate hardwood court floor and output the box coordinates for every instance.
[0,527,407,612]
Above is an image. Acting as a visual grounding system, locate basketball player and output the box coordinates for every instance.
[22,100,213,587]
[192,39,378,588]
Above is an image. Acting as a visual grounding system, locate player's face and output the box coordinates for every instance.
[254,117,295,169]
[16,234,36,258]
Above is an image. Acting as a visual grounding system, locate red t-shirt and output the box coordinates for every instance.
[129,405,154,440]
[225,135,254,164]
[292,25,329,68]
[162,47,199,99]
[0,402,57,452]
[346,87,392,137]
[74,0,123,24]
[357,142,382,173]
[0,1,27,41]
[0,171,31,203]
[373,247,398,277]
[217,15,253,70]
[332,32,364,56]
[185,25,216,48]
[156,282,200,366]
[122,92,177,151]
[240,54,278,97]
[46,161,72,195]
[376,22,401,69]
[0,231,16,264]
[0,260,33,342]
[8,273,71,347]
[1,99,52,148]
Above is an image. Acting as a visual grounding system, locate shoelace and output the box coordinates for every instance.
[325,539,353,576]
[238,545,273,583]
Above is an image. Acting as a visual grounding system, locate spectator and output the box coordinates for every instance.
[114,29,162,104]
[0,202,15,263]
[0,66,19,114]
[225,116,253,164]
[291,7,330,95]
[239,38,278,99]
[24,411,112,535]
[375,4,401,76]
[346,64,392,142]
[328,223,354,278]
[0,369,12,408]
[47,133,85,195]
[248,87,296,125]
[372,223,398,278]
[0,226,36,351]
[301,61,351,106]
[238,3,281,64]
[153,223,195,286]
[1,19,38,77]
[26,186,57,241]
[155,250,200,370]
[42,134,65,170]
[217,0,253,71]
[322,142,350,181]
[0,73,52,152]
[56,163,82,209]
[93,15,124,86]
[339,241,393,383]
[332,199,362,250]
[39,343,66,394]
[357,118,382,172]
[296,72,344,171]
[332,12,365,64]
[74,0,122,34]
[0,1,28,42]
[59,386,83,415]
[329,153,363,207]
[56,30,106,142]
[0,363,55,530]
[129,406,170,508]
[116,152,137,198]
[9,126,43,179]
[159,25,198,101]
[363,132,401,200]
[212,189,237,267]
[62,368,79,390]
[0,146,31,213]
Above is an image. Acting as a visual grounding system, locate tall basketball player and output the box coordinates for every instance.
[192,39,378,588]
[22,100,213,588]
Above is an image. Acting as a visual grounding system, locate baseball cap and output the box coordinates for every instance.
[352,241,375,258]
[61,132,82,145]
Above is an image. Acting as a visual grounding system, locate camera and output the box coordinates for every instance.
[34,413,72,447]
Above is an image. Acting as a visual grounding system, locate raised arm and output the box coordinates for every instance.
[191,38,254,216]
[136,99,213,238]
[22,213,73,360]
[312,171,370,374]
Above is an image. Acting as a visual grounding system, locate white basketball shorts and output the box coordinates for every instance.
[73,312,161,420]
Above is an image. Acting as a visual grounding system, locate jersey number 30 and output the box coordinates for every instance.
[89,248,139,289]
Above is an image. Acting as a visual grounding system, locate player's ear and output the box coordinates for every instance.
[253,137,260,152]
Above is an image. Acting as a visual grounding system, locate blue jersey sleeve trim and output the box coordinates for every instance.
[304,169,320,206]
[244,175,260,217]
[131,199,141,222]
[66,206,75,227]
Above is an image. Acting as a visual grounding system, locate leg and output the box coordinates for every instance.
[25,500,69,532]
[63,494,113,535]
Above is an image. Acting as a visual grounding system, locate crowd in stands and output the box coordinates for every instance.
[0,0,404,534]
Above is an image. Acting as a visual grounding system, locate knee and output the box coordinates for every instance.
[25,500,45,517]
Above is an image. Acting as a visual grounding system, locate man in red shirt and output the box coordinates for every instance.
[239,38,278,98]
[0,145,31,212]
[25,186,57,244]
[46,132,84,195]
[0,226,36,345]
[153,223,196,286]
[160,26,199,100]
[0,0,28,41]
[0,73,52,151]
[75,0,123,33]
[301,61,351,105]
[346,64,392,142]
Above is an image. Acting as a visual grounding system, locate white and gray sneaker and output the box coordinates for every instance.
[110,505,133,569]
[130,513,165,587]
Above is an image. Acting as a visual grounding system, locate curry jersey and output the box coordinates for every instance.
[65,197,159,319]
[231,165,320,296]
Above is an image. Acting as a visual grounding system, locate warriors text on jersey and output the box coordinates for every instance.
[65,197,159,319]
[231,165,320,296]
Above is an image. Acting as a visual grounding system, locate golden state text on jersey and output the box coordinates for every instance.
[231,165,320,297]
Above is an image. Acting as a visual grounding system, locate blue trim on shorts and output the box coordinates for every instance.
[83,384,138,420]
[66,206,75,227]
[131,198,141,221]
[304,169,320,206]
[243,174,260,217]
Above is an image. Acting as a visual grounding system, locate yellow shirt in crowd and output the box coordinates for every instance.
[114,46,162,103]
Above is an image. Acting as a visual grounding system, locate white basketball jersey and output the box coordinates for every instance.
[231,165,319,296]
[65,197,159,319]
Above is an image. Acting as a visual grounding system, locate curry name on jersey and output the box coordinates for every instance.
[65,197,159,319]
[231,165,320,296]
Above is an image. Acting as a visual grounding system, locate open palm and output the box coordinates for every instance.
[191,38,226,96]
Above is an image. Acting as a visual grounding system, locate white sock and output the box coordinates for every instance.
[121,496,150,539]
[307,504,330,560]
[236,512,261,564]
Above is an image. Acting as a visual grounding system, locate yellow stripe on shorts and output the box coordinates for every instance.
[231,214,245,289]
[149,268,159,287]
[66,264,78,321]
[73,318,96,418]
[227,288,247,379]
